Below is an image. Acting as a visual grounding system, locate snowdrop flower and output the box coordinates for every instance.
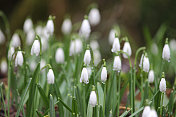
[1,60,7,74]
[142,106,151,117]
[35,25,43,36]
[111,36,120,53]
[148,70,154,83]
[109,29,116,45]
[26,29,35,45]
[169,39,176,51]
[151,43,158,55]
[162,39,170,62]
[123,39,132,58]
[89,91,97,107]
[159,73,166,93]
[143,54,150,72]
[148,109,158,117]
[84,49,91,66]
[88,8,101,26]
[8,47,15,60]
[113,55,121,72]
[31,40,40,56]
[80,67,89,84]
[90,40,99,50]
[15,51,23,67]
[79,17,91,40]
[69,39,83,56]
[139,54,144,68]
[61,18,72,35]
[0,29,5,44]
[30,60,36,71]
[87,67,92,78]
[23,18,33,33]
[47,69,55,84]
[40,59,46,70]
[101,67,107,83]
[55,48,64,64]
[46,18,54,36]
[93,50,101,66]
[11,33,21,48]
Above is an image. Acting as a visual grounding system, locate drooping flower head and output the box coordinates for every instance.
[15,51,23,67]
[162,38,170,62]
[113,54,121,72]
[11,33,21,48]
[47,69,55,84]
[88,7,101,26]
[46,16,55,36]
[122,37,132,58]
[101,59,107,83]
[89,86,97,107]
[80,67,89,84]
[111,33,120,53]
[109,26,121,45]
[69,38,83,56]
[31,39,40,56]
[55,47,65,64]
[148,69,154,83]
[61,17,72,35]
[143,53,150,72]
[142,106,151,117]
[1,60,7,74]
[23,18,33,33]
[159,72,166,93]
[84,45,91,66]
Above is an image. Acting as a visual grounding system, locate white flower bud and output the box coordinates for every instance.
[61,18,72,35]
[46,19,54,36]
[90,40,99,50]
[80,67,89,84]
[93,50,101,66]
[0,29,5,44]
[11,33,21,48]
[79,19,91,40]
[84,50,91,66]
[23,18,33,33]
[1,60,7,74]
[88,8,101,26]
[89,91,97,107]
[31,40,40,56]
[139,54,144,68]
[148,70,154,83]
[109,29,116,45]
[26,29,35,45]
[40,59,46,70]
[148,109,158,117]
[87,67,92,78]
[69,39,83,56]
[159,78,166,93]
[113,56,121,72]
[162,44,170,62]
[15,51,23,67]
[35,25,43,36]
[47,69,55,84]
[143,55,150,72]
[142,106,151,117]
[55,48,64,64]
[101,67,107,82]
[111,37,120,53]
[169,39,176,51]
[8,47,15,60]
[123,41,132,58]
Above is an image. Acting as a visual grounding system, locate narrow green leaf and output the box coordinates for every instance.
[87,104,93,117]
[36,110,43,117]
[97,82,104,107]
[50,94,55,117]
[58,97,73,113]
[129,107,144,117]
[120,109,131,117]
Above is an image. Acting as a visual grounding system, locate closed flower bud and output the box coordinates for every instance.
[69,39,83,56]
[90,40,99,51]
[143,55,150,72]
[79,18,91,40]
[8,47,15,60]
[88,8,101,26]
[162,43,170,62]
[31,40,40,56]
[101,67,107,82]
[11,33,21,48]
[111,37,120,53]
[61,18,72,35]
[26,29,35,45]
[84,49,91,66]
[159,78,166,93]
[148,70,154,83]
[47,69,55,84]
[1,60,7,74]
[46,19,54,36]
[93,50,101,66]
[23,18,33,33]
[123,41,132,58]
[80,67,89,84]
[55,48,64,64]
[0,29,5,44]
[15,51,23,67]
[109,29,116,45]
[89,91,97,107]
[142,106,151,117]
[139,54,144,68]
[113,56,121,72]
[148,109,158,117]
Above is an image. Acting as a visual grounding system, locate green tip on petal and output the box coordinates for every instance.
[84,15,88,20]
[115,33,118,38]
[87,44,90,49]
[92,85,96,91]
[162,72,165,78]
[165,38,168,44]
[103,59,106,67]
[48,15,56,20]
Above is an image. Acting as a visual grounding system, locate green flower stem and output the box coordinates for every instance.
[117,72,121,116]
[103,84,106,117]
[160,93,164,116]
[83,84,86,117]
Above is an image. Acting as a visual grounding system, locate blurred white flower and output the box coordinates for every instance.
[148,109,158,117]
[41,36,48,52]
[26,29,35,45]
[169,39,176,51]
[90,40,99,50]
[31,40,40,56]
[15,51,23,67]
[47,69,55,84]
[61,18,72,35]
[40,59,46,70]
[148,70,154,83]
[111,37,120,53]
[139,54,144,68]
[79,18,91,40]
[35,25,43,36]
[87,67,92,78]
[88,8,101,26]
[89,91,97,107]
[1,60,7,74]
[109,29,116,45]
[142,106,151,117]
[101,67,107,83]
[84,49,91,66]
[80,67,89,84]
[30,60,36,71]
[143,55,150,72]
[46,19,54,36]
[151,43,158,55]
[8,47,15,60]
[11,33,21,48]
[55,48,64,64]
[93,50,101,66]
[23,18,33,33]
[159,78,166,93]
[113,56,121,72]
[162,44,170,62]
[69,39,83,56]
[0,29,5,44]
[123,41,132,58]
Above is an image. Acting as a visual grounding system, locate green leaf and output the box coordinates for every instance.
[50,94,55,117]
[36,110,43,117]
[58,97,73,113]
[129,107,144,117]
[120,109,131,117]
[15,78,32,117]
[97,82,104,107]
[87,103,93,117]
